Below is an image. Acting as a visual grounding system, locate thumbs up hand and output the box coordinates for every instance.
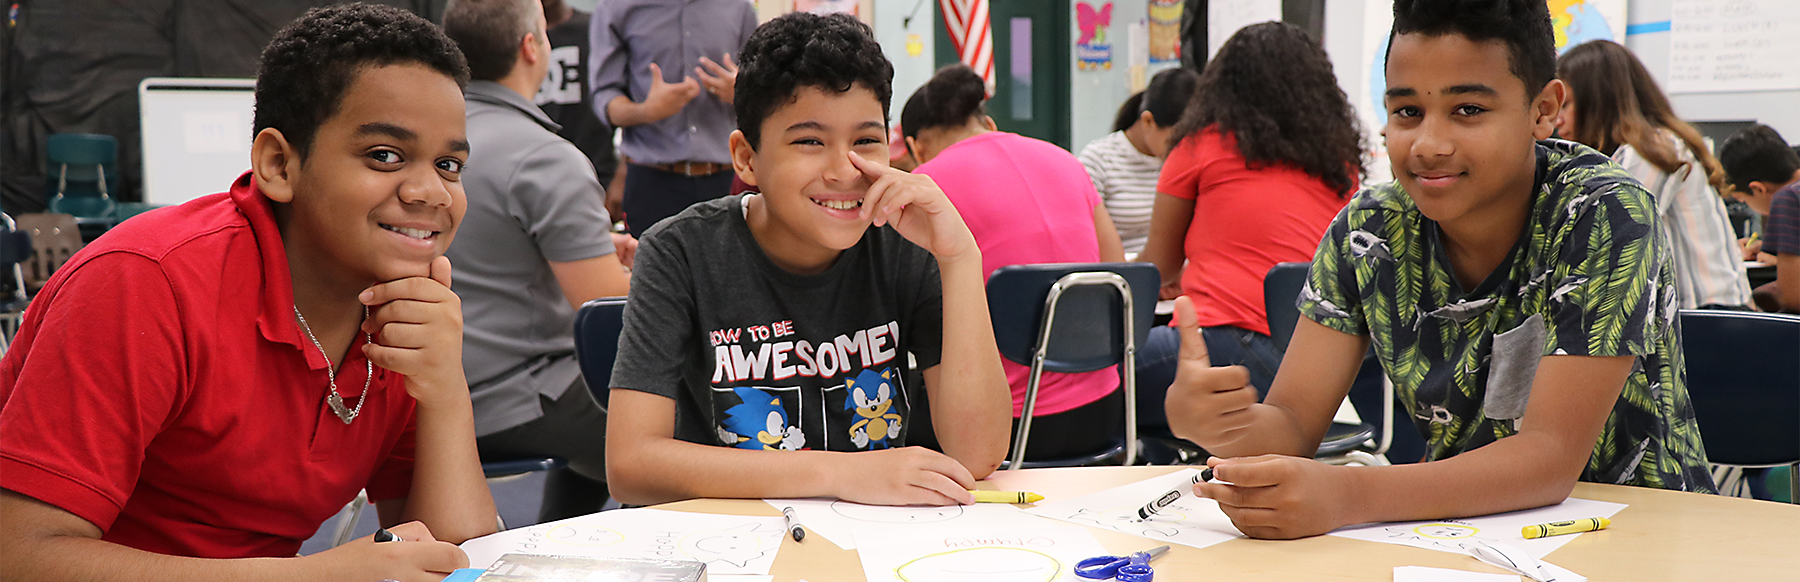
[1163,296,1259,447]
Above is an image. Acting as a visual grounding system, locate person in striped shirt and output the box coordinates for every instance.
[1078,68,1199,257]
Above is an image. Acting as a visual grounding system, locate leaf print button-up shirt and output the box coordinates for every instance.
[1300,140,1714,492]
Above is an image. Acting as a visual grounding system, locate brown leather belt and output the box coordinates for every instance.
[640,160,731,177]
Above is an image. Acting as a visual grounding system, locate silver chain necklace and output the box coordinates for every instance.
[294,306,374,425]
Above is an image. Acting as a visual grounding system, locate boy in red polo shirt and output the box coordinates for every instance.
[0,5,496,580]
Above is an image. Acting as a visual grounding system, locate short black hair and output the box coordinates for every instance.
[1142,67,1199,128]
[1388,0,1556,99]
[735,12,894,150]
[443,0,541,82]
[900,65,986,141]
[1719,125,1800,192]
[254,3,470,159]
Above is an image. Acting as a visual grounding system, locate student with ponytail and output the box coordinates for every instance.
[902,64,1127,461]
[1081,68,1201,256]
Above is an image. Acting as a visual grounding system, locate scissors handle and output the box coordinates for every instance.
[1116,563,1154,582]
[1074,556,1126,579]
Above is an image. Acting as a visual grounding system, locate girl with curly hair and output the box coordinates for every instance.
[1136,21,1364,432]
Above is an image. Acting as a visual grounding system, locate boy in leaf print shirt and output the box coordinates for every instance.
[1161,0,1712,540]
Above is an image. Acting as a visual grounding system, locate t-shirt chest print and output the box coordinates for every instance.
[707,318,909,452]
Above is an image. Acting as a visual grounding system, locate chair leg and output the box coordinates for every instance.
[331,490,370,547]
[1789,462,1798,505]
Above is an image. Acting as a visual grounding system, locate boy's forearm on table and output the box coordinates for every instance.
[402,395,498,543]
[607,437,839,505]
[1338,433,1583,525]
[928,252,1012,477]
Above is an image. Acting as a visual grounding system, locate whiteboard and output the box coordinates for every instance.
[1668,0,1800,94]
[138,77,256,206]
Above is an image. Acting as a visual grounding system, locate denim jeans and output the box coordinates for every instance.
[1134,325,1283,435]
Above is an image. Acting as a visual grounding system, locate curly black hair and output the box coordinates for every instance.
[1170,22,1364,196]
[735,12,894,150]
[254,3,470,159]
[900,64,986,141]
[1719,125,1800,192]
[1388,0,1555,99]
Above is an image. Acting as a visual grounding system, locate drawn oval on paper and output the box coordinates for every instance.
[544,524,625,546]
[1414,523,1480,540]
[831,500,965,523]
[896,547,1062,582]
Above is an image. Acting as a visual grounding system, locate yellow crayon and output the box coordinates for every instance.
[969,490,1045,504]
[1521,517,1610,539]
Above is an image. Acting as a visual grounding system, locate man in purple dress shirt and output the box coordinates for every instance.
[589,0,757,237]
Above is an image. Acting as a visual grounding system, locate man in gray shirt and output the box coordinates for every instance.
[588,0,757,237]
[444,0,632,522]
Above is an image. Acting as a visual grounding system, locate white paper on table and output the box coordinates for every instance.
[853,526,1109,582]
[1023,468,1242,550]
[1395,565,1520,581]
[762,498,1054,550]
[457,508,784,575]
[1329,497,1625,561]
[710,576,774,582]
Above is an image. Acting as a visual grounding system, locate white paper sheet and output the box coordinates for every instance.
[1329,497,1625,560]
[761,498,1054,550]
[1394,566,1520,582]
[1023,468,1243,550]
[457,508,784,576]
[853,526,1110,582]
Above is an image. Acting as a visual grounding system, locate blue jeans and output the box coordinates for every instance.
[1134,325,1282,435]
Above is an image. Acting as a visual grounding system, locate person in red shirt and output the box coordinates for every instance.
[0,5,496,581]
[1135,22,1365,437]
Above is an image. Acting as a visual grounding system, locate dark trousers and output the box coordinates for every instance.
[476,382,609,523]
[1011,387,1128,461]
[621,163,734,237]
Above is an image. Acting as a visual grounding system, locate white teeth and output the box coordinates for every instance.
[382,224,434,240]
[814,199,862,211]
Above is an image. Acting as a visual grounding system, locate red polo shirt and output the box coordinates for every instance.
[0,172,417,558]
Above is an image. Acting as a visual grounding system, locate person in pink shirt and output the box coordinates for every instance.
[902,65,1127,461]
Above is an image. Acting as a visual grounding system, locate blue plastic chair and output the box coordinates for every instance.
[1678,310,1800,503]
[574,296,628,408]
[44,133,119,222]
[1264,262,1389,465]
[987,263,1159,469]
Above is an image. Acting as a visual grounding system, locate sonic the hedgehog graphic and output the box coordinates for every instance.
[720,386,805,450]
[845,368,903,449]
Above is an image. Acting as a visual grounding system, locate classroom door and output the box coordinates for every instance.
[936,0,1070,149]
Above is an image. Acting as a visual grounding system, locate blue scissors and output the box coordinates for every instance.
[1074,545,1170,582]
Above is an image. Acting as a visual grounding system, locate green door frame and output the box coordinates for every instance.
[934,0,1070,149]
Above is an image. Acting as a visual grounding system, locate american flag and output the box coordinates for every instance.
[938,0,995,94]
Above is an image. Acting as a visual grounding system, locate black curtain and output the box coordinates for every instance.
[1,0,446,213]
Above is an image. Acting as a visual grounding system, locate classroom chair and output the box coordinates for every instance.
[44,133,119,223]
[574,296,629,409]
[987,263,1158,469]
[1678,310,1800,504]
[1264,262,1389,466]
[1,212,31,355]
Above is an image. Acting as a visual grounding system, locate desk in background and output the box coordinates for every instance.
[653,466,1800,581]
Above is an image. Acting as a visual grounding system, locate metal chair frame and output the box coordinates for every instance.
[1008,271,1140,469]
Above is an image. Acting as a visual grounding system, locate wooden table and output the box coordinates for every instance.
[654,466,1800,581]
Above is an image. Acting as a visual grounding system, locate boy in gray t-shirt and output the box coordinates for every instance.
[606,13,1011,507]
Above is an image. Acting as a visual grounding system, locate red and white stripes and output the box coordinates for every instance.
[938,0,995,94]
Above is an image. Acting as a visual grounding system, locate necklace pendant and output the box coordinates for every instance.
[327,391,357,424]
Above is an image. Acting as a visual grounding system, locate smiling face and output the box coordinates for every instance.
[731,85,889,272]
[263,63,469,288]
[1383,33,1562,227]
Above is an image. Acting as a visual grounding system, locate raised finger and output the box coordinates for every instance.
[846,150,893,182]
[721,52,737,72]
[1174,296,1210,366]
[647,62,665,83]
[697,56,731,78]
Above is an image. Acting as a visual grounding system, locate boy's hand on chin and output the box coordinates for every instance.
[848,151,979,263]
[360,255,468,409]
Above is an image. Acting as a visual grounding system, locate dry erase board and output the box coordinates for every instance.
[138,78,256,207]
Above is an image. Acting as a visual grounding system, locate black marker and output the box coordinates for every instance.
[373,528,400,543]
[782,506,806,542]
[1136,468,1213,521]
